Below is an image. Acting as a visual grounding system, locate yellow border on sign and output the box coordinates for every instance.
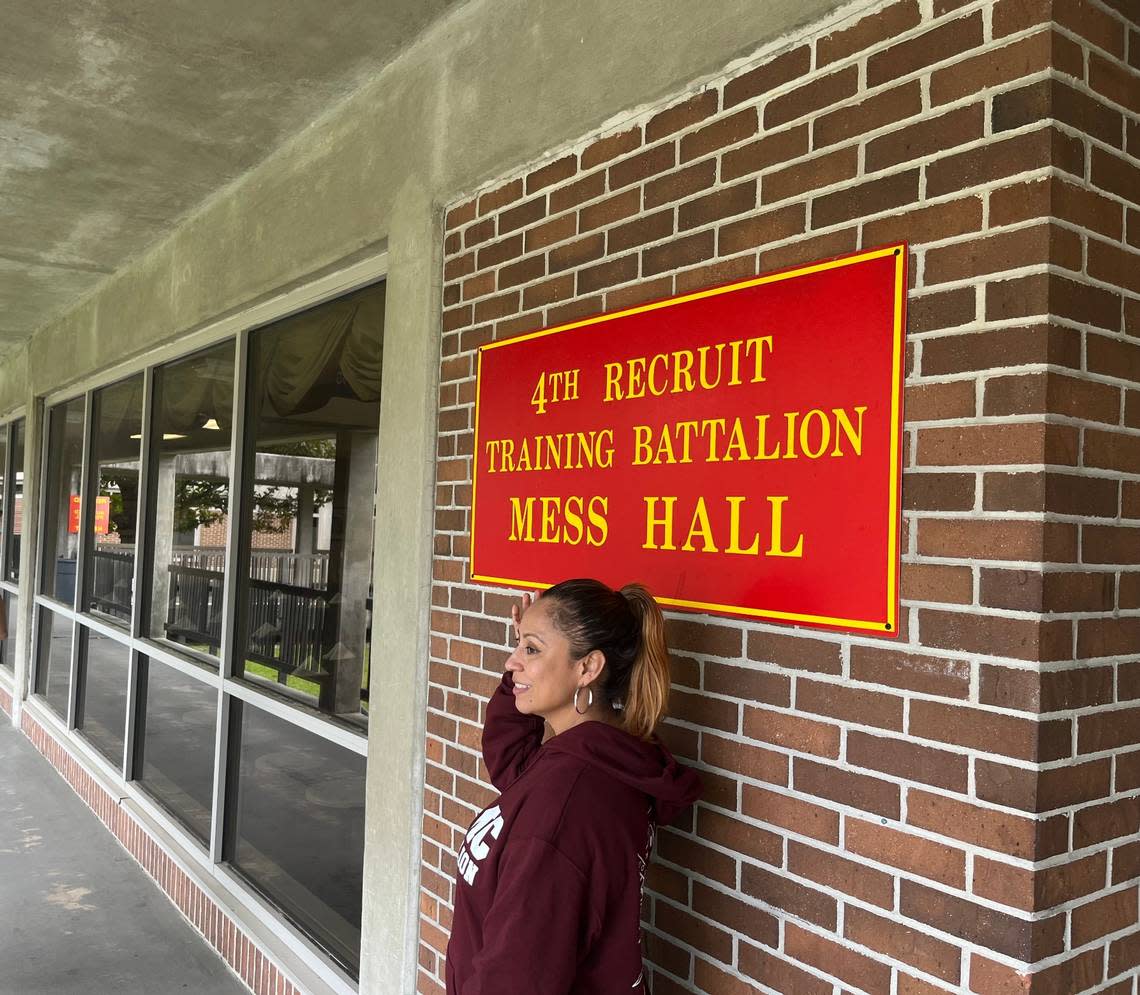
[469,243,908,633]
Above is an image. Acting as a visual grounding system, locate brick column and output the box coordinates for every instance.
[420,1,1140,992]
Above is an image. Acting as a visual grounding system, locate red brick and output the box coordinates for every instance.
[721,124,808,182]
[797,680,903,732]
[738,943,832,995]
[741,864,837,929]
[644,159,717,209]
[747,630,841,674]
[741,784,840,844]
[867,104,986,174]
[1073,886,1139,946]
[917,422,1078,468]
[850,645,970,699]
[902,471,975,512]
[927,223,1081,285]
[908,790,1057,859]
[969,948,1104,994]
[818,0,921,67]
[932,29,1072,106]
[697,808,783,867]
[1109,930,1140,981]
[760,228,858,273]
[901,561,973,605]
[923,324,1080,376]
[765,66,859,130]
[717,204,805,256]
[849,730,968,792]
[864,196,984,249]
[646,90,719,142]
[608,144,676,191]
[679,108,758,163]
[724,46,811,108]
[902,880,1063,961]
[785,922,891,995]
[1079,617,1140,660]
[743,706,840,758]
[916,517,1048,561]
[704,662,789,706]
[794,757,900,819]
[526,155,576,194]
[846,906,962,983]
[1086,429,1140,475]
[692,881,780,945]
[815,80,922,149]
[702,732,788,787]
[678,181,756,231]
[1115,840,1140,885]
[813,169,919,228]
[642,229,715,276]
[868,11,985,87]
[549,172,605,215]
[928,127,1082,199]
[477,178,522,216]
[652,902,732,964]
[1051,0,1127,58]
[789,841,894,908]
[910,698,1058,761]
[581,127,641,170]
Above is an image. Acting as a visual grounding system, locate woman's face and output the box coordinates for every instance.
[505,599,582,728]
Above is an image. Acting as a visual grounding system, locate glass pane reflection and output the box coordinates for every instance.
[40,399,86,604]
[6,419,24,583]
[147,342,235,663]
[134,656,218,845]
[0,593,17,670]
[86,375,144,625]
[77,630,129,767]
[224,702,365,973]
[238,283,384,722]
[36,610,73,719]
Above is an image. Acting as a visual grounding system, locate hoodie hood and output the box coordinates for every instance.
[542,719,701,826]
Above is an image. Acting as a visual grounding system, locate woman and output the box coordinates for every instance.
[445,578,702,994]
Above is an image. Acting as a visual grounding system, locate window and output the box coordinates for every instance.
[76,629,129,766]
[36,610,73,720]
[134,655,218,844]
[85,374,144,625]
[40,398,87,605]
[5,419,24,583]
[224,701,366,973]
[146,342,235,662]
[236,283,383,722]
[0,593,16,670]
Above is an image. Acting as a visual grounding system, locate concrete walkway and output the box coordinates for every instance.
[0,718,245,995]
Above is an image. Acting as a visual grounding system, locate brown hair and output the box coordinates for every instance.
[542,578,671,739]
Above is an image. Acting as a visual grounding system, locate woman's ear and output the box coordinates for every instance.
[580,649,607,683]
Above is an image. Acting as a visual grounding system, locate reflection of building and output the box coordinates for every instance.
[2,3,1139,994]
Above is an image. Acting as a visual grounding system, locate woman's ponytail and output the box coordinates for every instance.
[619,584,670,739]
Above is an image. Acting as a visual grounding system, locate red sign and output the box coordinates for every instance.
[68,495,111,535]
[470,245,907,635]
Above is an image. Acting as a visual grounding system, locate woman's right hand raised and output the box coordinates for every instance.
[510,591,534,645]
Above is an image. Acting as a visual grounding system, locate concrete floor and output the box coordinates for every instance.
[0,718,245,995]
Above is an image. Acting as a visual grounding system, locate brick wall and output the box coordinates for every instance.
[421,0,1140,992]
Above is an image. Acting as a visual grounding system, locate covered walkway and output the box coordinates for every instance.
[0,718,245,995]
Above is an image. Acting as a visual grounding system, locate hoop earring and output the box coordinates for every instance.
[574,685,594,715]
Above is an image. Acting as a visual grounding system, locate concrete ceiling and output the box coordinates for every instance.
[0,0,461,350]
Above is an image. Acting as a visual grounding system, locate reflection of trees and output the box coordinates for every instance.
[107,440,337,536]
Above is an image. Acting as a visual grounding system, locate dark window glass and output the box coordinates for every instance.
[85,375,144,625]
[0,426,6,567]
[36,610,73,719]
[134,656,218,844]
[147,342,235,663]
[40,399,86,604]
[5,419,23,582]
[237,283,384,722]
[224,702,365,973]
[0,592,17,670]
[77,630,129,768]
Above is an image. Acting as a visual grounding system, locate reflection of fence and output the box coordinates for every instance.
[91,546,135,620]
[172,548,328,589]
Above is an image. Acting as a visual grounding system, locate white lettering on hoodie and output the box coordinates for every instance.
[457,805,504,886]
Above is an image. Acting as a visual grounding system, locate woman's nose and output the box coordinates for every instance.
[505,647,523,671]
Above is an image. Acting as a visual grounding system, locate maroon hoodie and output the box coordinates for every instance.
[445,673,702,995]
